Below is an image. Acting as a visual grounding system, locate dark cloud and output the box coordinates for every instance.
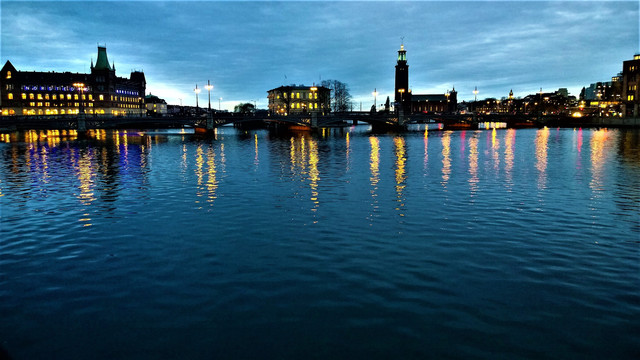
[2,1,637,108]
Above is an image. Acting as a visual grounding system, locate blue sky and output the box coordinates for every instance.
[1,1,638,110]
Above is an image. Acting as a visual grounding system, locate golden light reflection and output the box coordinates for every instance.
[195,144,204,187]
[75,150,96,226]
[590,128,609,192]
[535,127,549,189]
[308,138,320,214]
[181,144,188,173]
[441,131,451,188]
[368,136,380,223]
[491,128,500,170]
[254,133,259,166]
[423,128,428,170]
[504,129,516,187]
[345,132,350,171]
[394,137,406,216]
[468,134,479,196]
[206,146,217,204]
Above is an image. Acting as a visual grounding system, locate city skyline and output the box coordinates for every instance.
[2,0,638,110]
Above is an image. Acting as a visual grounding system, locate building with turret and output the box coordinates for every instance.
[1,46,145,117]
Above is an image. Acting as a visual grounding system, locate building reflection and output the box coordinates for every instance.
[468,133,479,196]
[423,128,429,170]
[590,128,611,192]
[504,129,516,189]
[394,137,407,216]
[535,127,549,189]
[441,131,451,188]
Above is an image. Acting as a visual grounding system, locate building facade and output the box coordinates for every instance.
[267,85,331,115]
[622,54,640,117]
[1,46,145,117]
[145,94,168,116]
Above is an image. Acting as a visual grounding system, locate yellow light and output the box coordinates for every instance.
[572,112,583,118]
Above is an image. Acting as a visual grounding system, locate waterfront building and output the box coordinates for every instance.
[0,46,145,117]
[145,94,167,116]
[394,44,411,114]
[267,85,330,115]
[622,54,640,117]
[394,43,457,114]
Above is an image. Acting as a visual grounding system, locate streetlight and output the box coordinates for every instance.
[205,80,213,114]
[473,86,478,102]
[194,84,201,115]
[73,82,85,115]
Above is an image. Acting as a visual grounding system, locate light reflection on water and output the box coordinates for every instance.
[0,127,639,359]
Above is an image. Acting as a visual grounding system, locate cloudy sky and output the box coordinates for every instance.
[1,1,638,110]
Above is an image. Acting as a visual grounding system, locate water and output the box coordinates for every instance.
[1,126,639,359]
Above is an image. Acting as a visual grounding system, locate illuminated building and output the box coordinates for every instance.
[145,94,167,116]
[267,85,331,115]
[622,54,640,117]
[395,43,411,114]
[393,43,457,114]
[1,46,145,117]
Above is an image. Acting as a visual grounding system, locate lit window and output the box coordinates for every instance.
[314,93,318,99]
[22,93,27,99]
[6,71,10,79]
[88,94,93,100]
[37,94,43,100]
[74,102,79,107]
[67,94,72,100]
[296,93,300,99]
[30,102,35,107]
[8,93,13,100]
[30,93,34,100]
[74,94,78,100]
[37,102,42,107]
[99,95,104,101]
[53,94,57,100]
[45,102,50,107]
[309,93,312,99]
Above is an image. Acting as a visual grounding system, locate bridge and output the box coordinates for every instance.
[2,112,634,132]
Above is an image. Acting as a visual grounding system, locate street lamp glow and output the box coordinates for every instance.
[205,80,213,113]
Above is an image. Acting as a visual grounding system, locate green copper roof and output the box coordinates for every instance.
[94,46,112,71]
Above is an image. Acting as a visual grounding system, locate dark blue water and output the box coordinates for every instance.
[1,126,639,359]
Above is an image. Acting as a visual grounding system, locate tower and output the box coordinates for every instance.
[395,43,410,113]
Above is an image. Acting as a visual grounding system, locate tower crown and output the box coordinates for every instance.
[398,44,407,62]
[94,46,112,71]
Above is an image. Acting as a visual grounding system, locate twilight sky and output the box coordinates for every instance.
[1,1,638,110]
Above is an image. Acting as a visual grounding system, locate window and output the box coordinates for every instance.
[6,71,10,79]
[22,93,27,99]
[8,93,13,100]
[88,94,93,100]
[74,94,78,100]
[37,94,42,100]
[45,94,50,100]
[37,102,43,107]
[67,94,71,100]
[99,95,104,101]
[45,102,50,107]
[29,93,35,100]
[309,93,313,99]
[53,94,57,100]
[30,102,35,107]
[296,93,300,99]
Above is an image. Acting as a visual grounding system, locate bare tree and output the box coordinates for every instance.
[321,79,352,112]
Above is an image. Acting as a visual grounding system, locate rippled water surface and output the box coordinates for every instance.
[1,126,639,359]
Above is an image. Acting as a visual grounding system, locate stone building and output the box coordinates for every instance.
[622,54,640,117]
[1,46,145,117]
[267,85,331,115]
